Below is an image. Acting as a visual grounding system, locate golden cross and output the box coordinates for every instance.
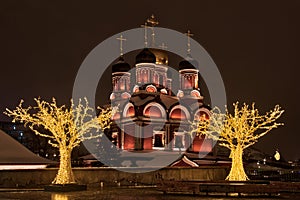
[159,43,167,50]
[147,14,159,27]
[117,35,126,56]
[185,30,194,54]
[141,22,149,47]
[147,14,159,47]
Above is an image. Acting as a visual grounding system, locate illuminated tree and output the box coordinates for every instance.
[5,98,115,184]
[191,102,284,181]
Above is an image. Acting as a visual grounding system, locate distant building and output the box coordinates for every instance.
[0,121,56,160]
[0,129,56,169]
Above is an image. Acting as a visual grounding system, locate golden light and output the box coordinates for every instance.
[5,98,114,184]
[191,102,284,181]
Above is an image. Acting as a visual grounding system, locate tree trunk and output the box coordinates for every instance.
[52,147,75,184]
[226,145,249,181]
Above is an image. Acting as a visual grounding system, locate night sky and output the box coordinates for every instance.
[0,1,299,160]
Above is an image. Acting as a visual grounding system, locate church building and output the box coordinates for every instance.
[107,15,212,155]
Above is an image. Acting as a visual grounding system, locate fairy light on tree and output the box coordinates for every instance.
[191,102,284,181]
[5,98,115,185]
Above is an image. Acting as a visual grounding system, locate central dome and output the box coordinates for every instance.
[135,48,156,64]
[149,48,168,65]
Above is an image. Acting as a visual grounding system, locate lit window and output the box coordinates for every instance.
[171,109,186,120]
[121,92,131,99]
[112,132,119,147]
[123,103,135,118]
[173,132,189,151]
[112,112,120,120]
[143,103,166,118]
[144,106,162,118]
[153,131,165,149]
[146,85,157,93]
[125,106,135,117]
[190,90,201,97]
[170,106,190,120]
[194,108,211,120]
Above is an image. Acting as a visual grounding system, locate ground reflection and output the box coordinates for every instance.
[51,193,69,200]
[0,187,295,200]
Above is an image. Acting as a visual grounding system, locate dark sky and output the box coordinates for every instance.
[0,0,299,160]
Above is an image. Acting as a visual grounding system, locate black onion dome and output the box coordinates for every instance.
[179,54,199,70]
[135,48,156,64]
[112,56,131,73]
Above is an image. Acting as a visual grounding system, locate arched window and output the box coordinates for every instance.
[133,85,139,93]
[194,108,211,120]
[141,69,149,83]
[123,103,135,118]
[170,105,191,120]
[146,85,157,93]
[190,90,201,97]
[112,112,120,120]
[143,102,166,118]
[153,72,159,85]
[121,92,131,99]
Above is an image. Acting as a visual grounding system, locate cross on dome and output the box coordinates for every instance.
[147,14,159,27]
[185,30,194,55]
[159,43,167,50]
[116,35,126,56]
[141,22,149,47]
[146,14,159,47]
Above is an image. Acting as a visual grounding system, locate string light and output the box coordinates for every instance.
[191,102,284,181]
[5,98,115,184]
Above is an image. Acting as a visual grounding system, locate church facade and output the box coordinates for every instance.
[107,51,213,154]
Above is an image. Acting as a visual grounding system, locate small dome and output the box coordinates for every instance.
[179,54,199,70]
[121,92,131,99]
[149,48,168,65]
[190,90,201,97]
[112,56,130,73]
[136,48,156,64]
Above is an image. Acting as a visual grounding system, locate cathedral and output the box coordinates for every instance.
[107,15,212,155]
